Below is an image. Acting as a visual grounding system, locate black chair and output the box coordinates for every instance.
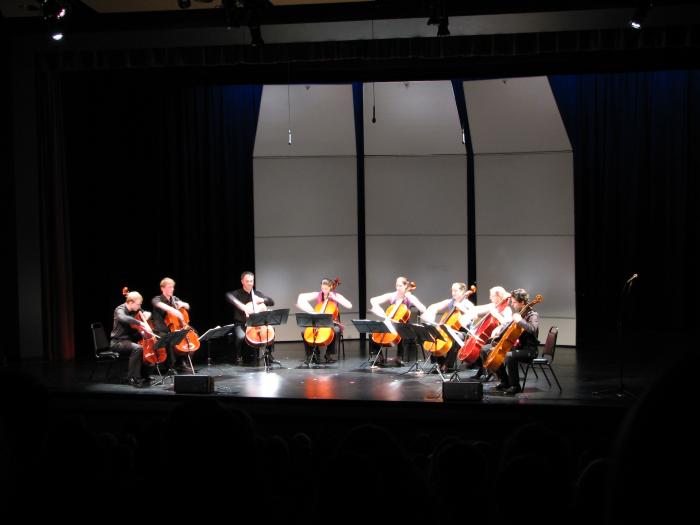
[89,322,121,381]
[521,326,562,392]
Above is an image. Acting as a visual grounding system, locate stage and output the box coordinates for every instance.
[19,340,649,406]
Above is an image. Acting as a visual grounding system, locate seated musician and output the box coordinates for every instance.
[151,277,191,374]
[225,271,275,364]
[423,282,476,373]
[470,286,512,380]
[296,278,353,364]
[369,276,427,366]
[110,290,152,388]
[479,288,539,395]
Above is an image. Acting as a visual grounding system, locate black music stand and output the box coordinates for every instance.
[246,309,289,371]
[296,312,334,367]
[198,324,235,377]
[351,319,393,368]
[416,322,451,380]
[150,329,191,387]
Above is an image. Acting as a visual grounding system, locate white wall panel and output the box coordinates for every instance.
[475,152,574,235]
[475,235,575,345]
[365,235,469,316]
[363,81,465,156]
[254,157,357,237]
[254,84,356,158]
[464,76,571,154]
[365,156,468,236]
[255,236,359,341]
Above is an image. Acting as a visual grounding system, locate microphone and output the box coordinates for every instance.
[626,273,638,284]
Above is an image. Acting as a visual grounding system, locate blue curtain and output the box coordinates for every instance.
[549,71,700,350]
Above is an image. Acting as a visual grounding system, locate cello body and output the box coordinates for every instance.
[371,302,411,346]
[457,296,510,364]
[303,300,339,346]
[483,295,543,371]
[245,290,275,348]
[423,285,476,357]
[165,306,201,353]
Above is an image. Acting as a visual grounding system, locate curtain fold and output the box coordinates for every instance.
[549,71,699,350]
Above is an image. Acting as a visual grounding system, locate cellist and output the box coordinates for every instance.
[423,282,476,373]
[470,285,513,381]
[296,278,353,364]
[369,276,427,366]
[151,277,191,374]
[225,271,275,364]
[109,290,153,388]
[479,288,539,395]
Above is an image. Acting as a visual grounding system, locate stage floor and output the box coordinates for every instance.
[20,340,656,407]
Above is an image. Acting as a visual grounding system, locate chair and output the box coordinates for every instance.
[89,322,121,381]
[521,326,562,392]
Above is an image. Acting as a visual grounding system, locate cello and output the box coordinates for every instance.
[303,277,341,346]
[423,285,476,357]
[483,294,543,372]
[371,281,417,347]
[121,287,165,365]
[457,294,511,364]
[164,302,200,354]
[244,288,275,348]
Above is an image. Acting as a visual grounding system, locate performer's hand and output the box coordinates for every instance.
[512,313,522,323]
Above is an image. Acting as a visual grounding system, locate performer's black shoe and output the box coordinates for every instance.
[128,377,148,388]
[495,382,509,391]
[325,355,337,364]
[504,385,522,395]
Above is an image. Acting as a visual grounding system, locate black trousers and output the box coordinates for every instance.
[479,343,538,387]
[110,339,145,380]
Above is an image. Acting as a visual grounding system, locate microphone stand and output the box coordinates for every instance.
[594,274,637,399]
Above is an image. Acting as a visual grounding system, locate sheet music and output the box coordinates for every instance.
[198,326,222,340]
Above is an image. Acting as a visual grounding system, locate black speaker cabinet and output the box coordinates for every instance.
[442,380,483,401]
[174,375,214,394]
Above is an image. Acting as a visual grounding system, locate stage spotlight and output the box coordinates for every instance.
[40,0,68,22]
[177,0,191,8]
[51,32,64,41]
[629,2,652,30]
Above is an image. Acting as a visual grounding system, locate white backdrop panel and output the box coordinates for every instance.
[365,156,468,236]
[255,236,359,341]
[538,318,576,347]
[475,152,574,235]
[464,76,571,154]
[363,81,465,156]
[475,234,575,319]
[254,157,357,237]
[254,84,356,158]
[366,235,469,316]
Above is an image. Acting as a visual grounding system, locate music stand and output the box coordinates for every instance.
[415,322,450,380]
[296,313,334,367]
[198,324,236,377]
[246,309,289,371]
[151,329,191,387]
[351,319,393,368]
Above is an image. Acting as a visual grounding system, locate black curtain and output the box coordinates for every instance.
[549,70,700,351]
[36,68,75,361]
[62,71,262,360]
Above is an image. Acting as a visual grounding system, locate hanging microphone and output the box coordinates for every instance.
[372,105,376,123]
[626,273,638,284]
